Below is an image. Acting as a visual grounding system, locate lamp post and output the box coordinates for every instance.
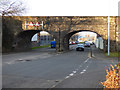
[59,28,61,52]
[108,16,110,56]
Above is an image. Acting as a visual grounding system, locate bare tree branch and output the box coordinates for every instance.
[0,0,26,16]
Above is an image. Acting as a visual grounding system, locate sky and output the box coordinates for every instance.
[23,0,119,16]
[78,32,97,37]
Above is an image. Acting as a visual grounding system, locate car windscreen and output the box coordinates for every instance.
[77,44,83,47]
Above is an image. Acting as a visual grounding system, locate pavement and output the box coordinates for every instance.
[2,45,119,88]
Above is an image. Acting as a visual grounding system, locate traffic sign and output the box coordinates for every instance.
[29,21,34,27]
[35,21,40,27]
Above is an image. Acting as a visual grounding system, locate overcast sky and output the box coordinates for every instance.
[23,0,119,16]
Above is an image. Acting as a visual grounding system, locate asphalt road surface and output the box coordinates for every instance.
[2,45,118,88]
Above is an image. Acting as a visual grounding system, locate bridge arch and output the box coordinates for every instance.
[62,30,103,50]
[13,30,56,51]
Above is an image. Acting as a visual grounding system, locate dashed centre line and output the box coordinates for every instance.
[64,57,90,79]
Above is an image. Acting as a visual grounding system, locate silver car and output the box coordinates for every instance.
[76,44,84,51]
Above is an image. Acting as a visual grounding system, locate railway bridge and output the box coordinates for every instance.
[2,16,120,52]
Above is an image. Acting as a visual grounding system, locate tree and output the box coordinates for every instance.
[0,0,26,16]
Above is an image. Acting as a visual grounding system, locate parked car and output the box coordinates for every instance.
[76,44,84,51]
[75,41,79,44]
[72,41,76,44]
[69,41,72,45]
[84,42,90,47]
[84,41,88,43]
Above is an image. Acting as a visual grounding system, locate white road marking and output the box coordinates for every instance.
[65,76,70,79]
[51,85,56,88]
[80,72,84,74]
[80,70,86,74]
[73,71,77,73]
[84,58,89,63]
[83,69,86,72]
[80,65,89,74]
[69,73,74,76]
[64,57,91,79]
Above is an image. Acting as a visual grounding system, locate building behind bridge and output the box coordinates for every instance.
[32,31,52,47]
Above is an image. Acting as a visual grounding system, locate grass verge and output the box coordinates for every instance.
[32,45,50,49]
[79,42,84,44]
[105,52,120,57]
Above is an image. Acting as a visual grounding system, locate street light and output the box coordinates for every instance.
[59,28,61,52]
[108,16,110,56]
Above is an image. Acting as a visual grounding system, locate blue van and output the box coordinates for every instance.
[50,41,56,48]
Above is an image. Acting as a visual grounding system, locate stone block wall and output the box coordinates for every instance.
[2,16,23,53]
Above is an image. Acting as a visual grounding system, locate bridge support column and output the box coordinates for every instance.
[103,39,108,52]
[55,31,69,52]
[56,39,63,52]
[103,39,120,52]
